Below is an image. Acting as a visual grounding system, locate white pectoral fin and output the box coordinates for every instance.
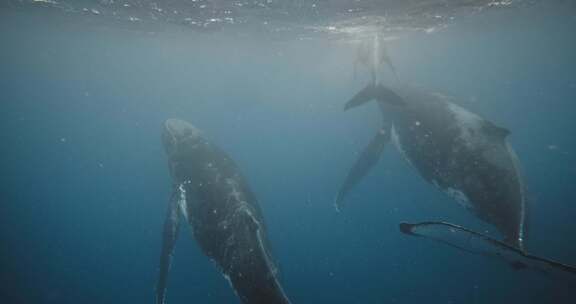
[156,189,181,304]
[177,183,189,222]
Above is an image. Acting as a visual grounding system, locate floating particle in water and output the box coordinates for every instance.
[33,0,58,4]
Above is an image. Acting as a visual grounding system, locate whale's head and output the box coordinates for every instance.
[162,118,202,158]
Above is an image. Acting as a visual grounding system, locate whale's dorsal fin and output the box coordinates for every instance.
[483,122,510,139]
[335,127,391,211]
[156,188,182,304]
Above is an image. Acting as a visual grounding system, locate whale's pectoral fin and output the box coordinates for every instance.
[399,221,576,283]
[335,128,390,211]
[156,189,181,304]
[344,83,404,111]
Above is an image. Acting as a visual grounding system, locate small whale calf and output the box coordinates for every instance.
[156,118,292,304]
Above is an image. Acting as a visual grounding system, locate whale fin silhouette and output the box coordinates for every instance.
[344,83,404,111]
[156,189,181,304]
[482,121,510,138]
[335,128,390,211]
[399,221,576,283]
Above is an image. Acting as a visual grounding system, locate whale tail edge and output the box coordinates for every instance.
[344,83,404,111]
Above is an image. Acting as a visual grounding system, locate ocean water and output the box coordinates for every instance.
[1,1,576,303]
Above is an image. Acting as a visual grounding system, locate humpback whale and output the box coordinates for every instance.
[336,83,527,250]
[156,118,292,304]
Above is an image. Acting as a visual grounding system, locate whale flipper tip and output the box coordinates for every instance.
[399,222,416,235]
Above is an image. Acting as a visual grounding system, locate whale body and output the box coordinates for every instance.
[337,84,526,250]
[156,118,292,304]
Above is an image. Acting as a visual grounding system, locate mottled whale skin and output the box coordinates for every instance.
[338,84,526,250]
[156,119,292,304]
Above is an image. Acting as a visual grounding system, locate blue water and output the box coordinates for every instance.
[1,1,576,303]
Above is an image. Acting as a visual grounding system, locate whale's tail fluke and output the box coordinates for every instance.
[399,221,576,283]
[344,83,404,111]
